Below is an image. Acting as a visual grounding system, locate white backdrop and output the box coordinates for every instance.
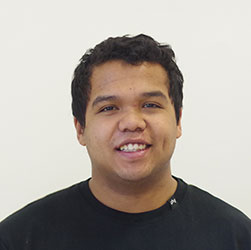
[0,0,250,221]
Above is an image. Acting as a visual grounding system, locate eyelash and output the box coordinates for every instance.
[99,103,161,113]
[143,103,161,108]
[99,106,118,113]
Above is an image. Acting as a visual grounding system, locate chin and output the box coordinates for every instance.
[115,167,154,183]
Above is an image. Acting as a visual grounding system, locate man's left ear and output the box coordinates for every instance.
[74,117,86,146]
[176,108,182,139]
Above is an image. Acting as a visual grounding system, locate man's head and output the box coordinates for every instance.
[71,34,183,127]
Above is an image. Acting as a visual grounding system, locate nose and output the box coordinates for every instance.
[118,109,146,132]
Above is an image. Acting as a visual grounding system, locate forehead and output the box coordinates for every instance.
[89,60,169,97]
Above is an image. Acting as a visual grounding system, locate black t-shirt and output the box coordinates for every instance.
[0,177,250,250]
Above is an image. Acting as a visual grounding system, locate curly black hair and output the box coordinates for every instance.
[71,34,184,127]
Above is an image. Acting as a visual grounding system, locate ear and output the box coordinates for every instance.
[176,108,182,139]
[74,117,86,146]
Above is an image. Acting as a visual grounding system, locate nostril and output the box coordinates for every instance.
[118,114,146,132]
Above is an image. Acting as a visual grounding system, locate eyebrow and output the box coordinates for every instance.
[92,95,117,107]
[141,91,168,100]
[92,91,168,108]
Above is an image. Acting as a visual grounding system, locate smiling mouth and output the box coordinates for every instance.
[117,143,151,152]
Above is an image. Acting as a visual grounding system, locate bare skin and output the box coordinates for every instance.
[75,60,182,213]
[88,168,177,213]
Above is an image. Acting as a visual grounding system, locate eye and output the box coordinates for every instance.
[143,103,161,108]
[99,105,118,112]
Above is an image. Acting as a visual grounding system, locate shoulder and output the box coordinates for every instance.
[0,181,86,234]
[186,183,249,217]
[180,180,251,234]
[174,179,251,249]
[0,180,93,249]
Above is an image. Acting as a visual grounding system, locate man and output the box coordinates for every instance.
[0,34,250,249]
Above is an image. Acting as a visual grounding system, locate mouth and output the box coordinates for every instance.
[116,143,152,153]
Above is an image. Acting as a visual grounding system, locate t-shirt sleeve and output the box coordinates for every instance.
[235,216,251,249]
[0,238,8,250]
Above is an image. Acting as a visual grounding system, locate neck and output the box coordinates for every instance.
[89,170,177,213]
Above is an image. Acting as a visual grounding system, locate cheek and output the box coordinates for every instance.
[85,121,114,149]
[155,121,177,148]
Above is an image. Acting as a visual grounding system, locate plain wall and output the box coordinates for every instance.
[0,0,250,220]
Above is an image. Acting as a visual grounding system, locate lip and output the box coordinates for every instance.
[116,145,151,160]
[114,138,152,161]
[115,139,151,150]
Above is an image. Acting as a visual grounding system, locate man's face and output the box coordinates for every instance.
[75,60,181,184]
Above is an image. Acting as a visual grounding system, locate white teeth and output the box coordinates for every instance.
[119,143,147,152]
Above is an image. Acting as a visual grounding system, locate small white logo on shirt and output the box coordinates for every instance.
[170,198,177,206]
